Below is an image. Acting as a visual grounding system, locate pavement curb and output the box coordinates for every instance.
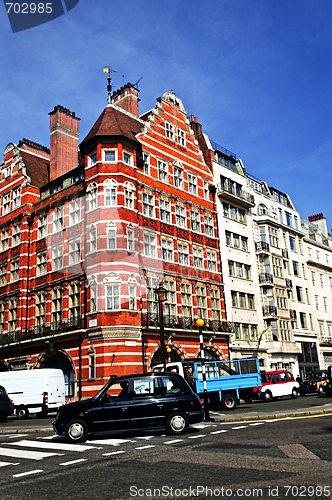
[211,407,332,423]
[1,407,332,434]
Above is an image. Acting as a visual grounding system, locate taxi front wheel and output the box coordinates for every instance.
[65,419,89,443]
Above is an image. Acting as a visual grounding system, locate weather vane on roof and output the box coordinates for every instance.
[103,66,116,104]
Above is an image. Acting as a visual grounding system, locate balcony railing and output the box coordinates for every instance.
[262,305,278,317]
[142,313,233,333]
[0,317,83,346]
[259,273,274,285]
[255,241,270,253]
[216,182,255,207]
[320,336,332,346]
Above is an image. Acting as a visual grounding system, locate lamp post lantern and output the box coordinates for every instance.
[155,284,167,372]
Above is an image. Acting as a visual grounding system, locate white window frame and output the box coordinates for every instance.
[37,251,47,276]
[123,151,132,165]
[103,149,116,162]
[69,199,81,225]
[52,245,63,271]
[165,122,174,140]
[69,238,81,265]
[143,232,156,258]
[104,179,117,207]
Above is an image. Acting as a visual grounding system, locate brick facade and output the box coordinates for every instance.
[0,85,229,398]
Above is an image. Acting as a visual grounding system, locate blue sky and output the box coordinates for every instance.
[1,0,332,227]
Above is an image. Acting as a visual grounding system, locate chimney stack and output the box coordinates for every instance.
[110,83,140,116]
[49,105,80,181]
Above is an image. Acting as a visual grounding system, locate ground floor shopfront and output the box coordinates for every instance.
[0,326,230,400]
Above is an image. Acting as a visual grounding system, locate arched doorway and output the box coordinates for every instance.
[203,348,220,361]
[150,347,182,368]
[40,351,75,397]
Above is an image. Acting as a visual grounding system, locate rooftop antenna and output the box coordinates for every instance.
[103,66,116,104]
[133,77,143,90]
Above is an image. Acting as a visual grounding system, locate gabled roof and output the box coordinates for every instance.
[20,150,49,187]
[81,104,143,147]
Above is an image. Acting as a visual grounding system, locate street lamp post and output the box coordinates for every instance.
[196,318,210,422]
[155,284,167,372]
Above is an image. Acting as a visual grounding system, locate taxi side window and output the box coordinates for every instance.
[272,373,279,383]
[279,372,287,382]
[132,378,155,398]
[161,376,184,396]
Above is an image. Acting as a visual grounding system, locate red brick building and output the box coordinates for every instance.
[0,84,230,398]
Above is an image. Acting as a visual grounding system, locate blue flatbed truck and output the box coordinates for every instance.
[153,357,261,411]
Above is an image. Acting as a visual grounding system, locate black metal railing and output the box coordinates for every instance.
[262,305,278,317]
[142,313,233,333]
[0,317,83,346]
[216,182,255,205]
[259,273,274,284]
[255,241,270,253]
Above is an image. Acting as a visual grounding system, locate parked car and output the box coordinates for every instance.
[323,366,332,397]
[298,370,327,396]
[242,369,299,402]
[0,385,14,423]
[53,372,204,443]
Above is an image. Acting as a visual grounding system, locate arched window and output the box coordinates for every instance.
[257,203,268,216]
[87,182,98,211]
[106,221,117,249]
[90,225,97,253]
[104,179,118,207]
[128,274,137,310]
[124,181,135,209]
[104,272,122,310]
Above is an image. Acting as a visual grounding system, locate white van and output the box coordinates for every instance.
[0,369,66,419]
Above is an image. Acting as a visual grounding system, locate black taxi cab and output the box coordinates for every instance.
[53,372,204,443]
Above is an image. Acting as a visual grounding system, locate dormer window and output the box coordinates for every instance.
[89,152,97,166]
[104,150,116,162]
[123,152,132,165]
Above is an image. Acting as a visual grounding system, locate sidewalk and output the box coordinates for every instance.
[210,402,332,423]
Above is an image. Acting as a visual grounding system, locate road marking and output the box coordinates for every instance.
[60,458,88,466]
[210,429,228,434]
[164,439,184,444]
[232,425,248,429]
[88,438,131,446]
[0,434,28,439]
[0,447,61,460]
[134,445,156,450]
[13,469,43,478]
[188,434,206,439]
[0,461,19,467]
[136,436,155,440]
[279,443,320,460]
[102,450,126,456]
[249,422,265,426]
[5,440,97,452]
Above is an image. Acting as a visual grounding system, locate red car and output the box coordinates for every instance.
[241,369,299,402]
